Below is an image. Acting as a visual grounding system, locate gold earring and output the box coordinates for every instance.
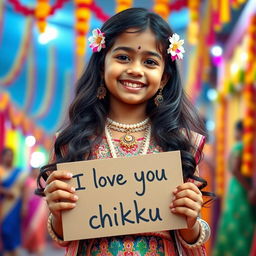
[154,87,164,106]
[97,81,107,100]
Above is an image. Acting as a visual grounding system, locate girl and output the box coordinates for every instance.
[37,8,211,256]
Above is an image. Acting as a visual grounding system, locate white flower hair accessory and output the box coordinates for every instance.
[167,33,185,61]
[88,28,106,52]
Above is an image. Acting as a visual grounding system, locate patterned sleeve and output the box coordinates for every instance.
[175,131,208,255]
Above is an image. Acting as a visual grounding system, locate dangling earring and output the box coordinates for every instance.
[154,87,164,106]
[97,80,107,99]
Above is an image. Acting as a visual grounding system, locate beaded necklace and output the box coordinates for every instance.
[106,117,149,153]
[105,119,151,158]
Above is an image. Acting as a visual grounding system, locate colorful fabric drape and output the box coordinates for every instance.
[0,167,26,251]
[213,142,256,255]
[22,175,48,253]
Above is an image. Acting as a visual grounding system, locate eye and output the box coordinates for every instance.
[145,59,158,66]
[115,55,130,62]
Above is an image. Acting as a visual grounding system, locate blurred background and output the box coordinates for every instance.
[0,0,255,255]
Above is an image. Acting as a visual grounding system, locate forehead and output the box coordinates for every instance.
[111,28,161,53]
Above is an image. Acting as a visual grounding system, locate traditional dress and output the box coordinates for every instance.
[57,133,207,256]
[0,166,26,251]
[213,142,256,255]
[22,176,48,253]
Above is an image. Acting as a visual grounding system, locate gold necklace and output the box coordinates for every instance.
[105,124,151,157]
[106,117,150,153]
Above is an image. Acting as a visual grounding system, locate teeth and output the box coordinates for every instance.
[122,81,143,88]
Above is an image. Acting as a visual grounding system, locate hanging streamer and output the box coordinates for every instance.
[31,46,56,119]
[0,18,33,86]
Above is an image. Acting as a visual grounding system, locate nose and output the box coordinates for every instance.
[126,62,144,77]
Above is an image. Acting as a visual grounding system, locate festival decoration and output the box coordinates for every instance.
[153,0,169,20]
[215,92,227,196]
[241,14,256,177]
[187,0,200,44]
[0,18,33,87]
[35,0,50,33]
[8,0,69,17]
[74,0,93,56]
[115,0,133,13]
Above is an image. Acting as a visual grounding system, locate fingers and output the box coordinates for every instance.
[45,170,78,215]
[46,171,73,186]
[170,182,203,219]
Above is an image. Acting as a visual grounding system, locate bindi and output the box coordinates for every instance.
[137,46,141,50]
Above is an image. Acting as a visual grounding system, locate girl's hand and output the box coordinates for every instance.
[170,182,203,229]
[44,170,78,221]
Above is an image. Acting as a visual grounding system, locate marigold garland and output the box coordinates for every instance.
[0,92,54,149]
[35,0,50,33]
[8,0,69,17]
[153,0,169,20]
[241,14,256,177]
[115,0,133,13]
[74,0,93,56]
[215,92,227,196]
[187,0,200,44]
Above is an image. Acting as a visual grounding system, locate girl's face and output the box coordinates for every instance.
[104,28,166,107]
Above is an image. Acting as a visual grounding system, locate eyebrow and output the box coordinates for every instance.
[112,46,162,60]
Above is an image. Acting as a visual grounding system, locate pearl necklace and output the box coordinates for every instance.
[105,124,151,158]
[106,117,149,130]
[106,117,150,151]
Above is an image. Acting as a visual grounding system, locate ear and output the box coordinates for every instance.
[160,73,169,88]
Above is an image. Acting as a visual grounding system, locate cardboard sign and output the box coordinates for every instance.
[58,151,187,241]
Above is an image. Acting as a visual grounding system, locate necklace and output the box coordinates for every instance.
[105,124,151,158]
[106,117,150,151]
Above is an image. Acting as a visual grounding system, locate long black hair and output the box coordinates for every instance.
[36,8,210,197]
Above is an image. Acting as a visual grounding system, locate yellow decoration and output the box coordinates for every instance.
[220,0,230,24]
[153,0,169,20]
[115,0,133,13]
[35,0,50,33]
[75,8,91,19]
[75,22,90,33]
[0,93,10,111]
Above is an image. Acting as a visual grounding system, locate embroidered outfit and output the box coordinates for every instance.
[51,132,208,256]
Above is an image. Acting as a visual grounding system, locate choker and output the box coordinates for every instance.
[106,117,150,152]
[105,124,151,158]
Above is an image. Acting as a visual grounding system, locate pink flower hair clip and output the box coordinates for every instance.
[167,33,185,61]
[88,28,106,52]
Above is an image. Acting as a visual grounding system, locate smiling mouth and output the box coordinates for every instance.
[119,80,146,88]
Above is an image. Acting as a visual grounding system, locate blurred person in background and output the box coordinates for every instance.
[213,120,256,256]
[21,167,48,256]
[0,148,26,256]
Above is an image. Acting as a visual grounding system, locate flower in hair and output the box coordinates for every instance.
[88,28,106,52]
[167,33,185,61]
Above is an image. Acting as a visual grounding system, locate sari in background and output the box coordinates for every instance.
[22,175,48,254]
[0,167,26,251]
[213,142,256,255]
